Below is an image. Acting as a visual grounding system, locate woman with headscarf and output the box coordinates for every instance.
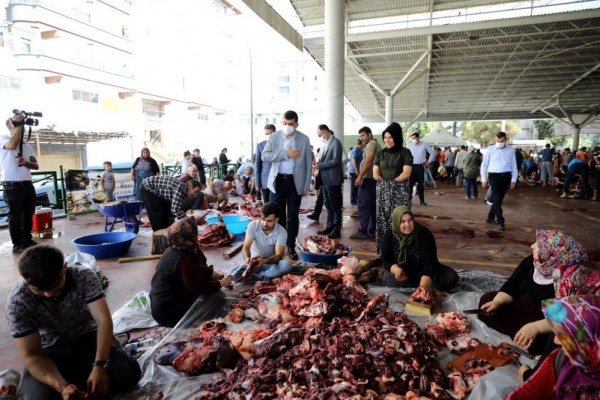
[149,217,232,327]
[380,206,459,294]
[478,229,587,355]
[373,122,413,256]
[505,294,600,400]
[131,147,160,201]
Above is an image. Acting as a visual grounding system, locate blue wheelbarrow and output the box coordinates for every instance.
[88,196,144,233]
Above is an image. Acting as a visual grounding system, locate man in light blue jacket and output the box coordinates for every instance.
[262,110,312,260]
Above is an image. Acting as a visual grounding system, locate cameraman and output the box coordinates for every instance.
[2,113,39,254]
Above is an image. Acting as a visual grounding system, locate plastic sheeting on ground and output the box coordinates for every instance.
[115,284,532,399]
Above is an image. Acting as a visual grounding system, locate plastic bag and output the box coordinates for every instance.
[0,369,20,400]
[112,291,159,334]
[65,252,99,273]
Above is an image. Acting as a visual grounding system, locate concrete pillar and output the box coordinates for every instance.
[385,95,393,126]
[573,125,580,151]
[325,0,345,146]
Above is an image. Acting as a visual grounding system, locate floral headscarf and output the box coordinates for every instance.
[166,217,199,252]
[554,264,600,298]
[532,229,587,284]
[543,295,600,398]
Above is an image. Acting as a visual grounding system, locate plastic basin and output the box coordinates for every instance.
[205,215,250,235]
[71,232,137,259]
[299,245,352,266]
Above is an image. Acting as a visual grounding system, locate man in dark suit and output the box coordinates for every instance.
[255,124,275,202]
[315,124,344,238]
[190,148,207,185]
[262,110,313,260]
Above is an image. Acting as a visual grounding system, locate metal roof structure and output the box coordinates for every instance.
[282,0,600,123]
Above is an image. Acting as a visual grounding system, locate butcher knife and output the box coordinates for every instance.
[499,342,536,360]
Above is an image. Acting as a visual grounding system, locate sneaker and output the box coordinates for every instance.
[486,219,497,226]
[317,227,333,235]
[560,193,567,198]
[420,201,428,206]
[306,214,319,221]
[465,196,469,200]
[350,232,367,240]
[498,223,505,231]
[486,201,493,206]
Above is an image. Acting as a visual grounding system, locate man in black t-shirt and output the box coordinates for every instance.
[191,148,207,185]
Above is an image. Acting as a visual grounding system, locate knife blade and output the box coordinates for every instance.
[499,342,536,360]
[461,308,481,314]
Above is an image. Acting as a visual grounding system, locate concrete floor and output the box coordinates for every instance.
[1,179,599,371]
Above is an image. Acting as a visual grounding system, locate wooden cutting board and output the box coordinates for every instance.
[404,299,435,316]
[448,343,514,373]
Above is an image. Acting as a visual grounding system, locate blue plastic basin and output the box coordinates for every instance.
[299,245,352,266]
[71,232,137,259]
[205,215,250,235]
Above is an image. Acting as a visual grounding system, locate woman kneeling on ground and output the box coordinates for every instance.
[505,294,600,400]
[150,217,232,327]
[478,229,587,356]
[380,205,459,294]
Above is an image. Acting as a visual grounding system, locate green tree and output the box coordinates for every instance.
[533,120,567,147]
[460,121,519,146]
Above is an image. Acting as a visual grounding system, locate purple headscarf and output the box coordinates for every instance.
[543,295,600,399]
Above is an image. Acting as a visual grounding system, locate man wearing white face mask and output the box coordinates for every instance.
[262,110,313,260]
[480,131,518,231]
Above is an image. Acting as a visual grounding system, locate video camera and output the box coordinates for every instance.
[12,109,43,127]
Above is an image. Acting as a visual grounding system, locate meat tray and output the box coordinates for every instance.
[448,343,514,373]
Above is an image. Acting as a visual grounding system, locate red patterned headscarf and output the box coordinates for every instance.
[533,229,587,284]
[166,217,199,252]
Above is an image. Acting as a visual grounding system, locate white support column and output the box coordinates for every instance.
[325,0,345,145]
[573,126,581,151]
[385,96,393,126]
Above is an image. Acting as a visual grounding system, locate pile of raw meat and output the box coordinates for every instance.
[301,235,349,255]
[198,215,234,247]
[239,201,263,219]
[160,269,452,398]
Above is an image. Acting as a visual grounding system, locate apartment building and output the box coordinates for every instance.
[0,0,232,171]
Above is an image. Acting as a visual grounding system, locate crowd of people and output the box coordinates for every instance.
[3,108,599,398]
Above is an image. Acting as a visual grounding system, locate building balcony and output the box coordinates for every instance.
[6,0,132,53]
[14,53,135,89]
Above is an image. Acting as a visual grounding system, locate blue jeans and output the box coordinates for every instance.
[464,178,478,198]
[20,333,141,400]
[229,259,293,282]
[349,173,358,204]
[270,175,302,248]
[357,178,376,235]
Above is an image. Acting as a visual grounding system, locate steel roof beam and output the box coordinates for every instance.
[346,9,600,43]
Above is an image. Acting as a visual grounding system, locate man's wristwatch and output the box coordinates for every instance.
[92,359,110,369]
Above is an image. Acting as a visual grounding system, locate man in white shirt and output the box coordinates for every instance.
[480,131,518,231]
[407,132,433,206]
[229,202,292,282]
[1,114,40,254]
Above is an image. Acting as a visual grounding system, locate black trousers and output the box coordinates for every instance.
[20,333,141,400]
[357,178,376,235]
[270,175,301,248]
[3,181,36,246]
[487,172,512,224]
[312,174,324,217]
[139,185,172,231]
[322,184,342,231]
[261,188,271,203]
[409,164,425,202]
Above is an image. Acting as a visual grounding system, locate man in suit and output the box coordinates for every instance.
[255,124,275,202]
[262,110,313,260]
[315,124,344,238]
